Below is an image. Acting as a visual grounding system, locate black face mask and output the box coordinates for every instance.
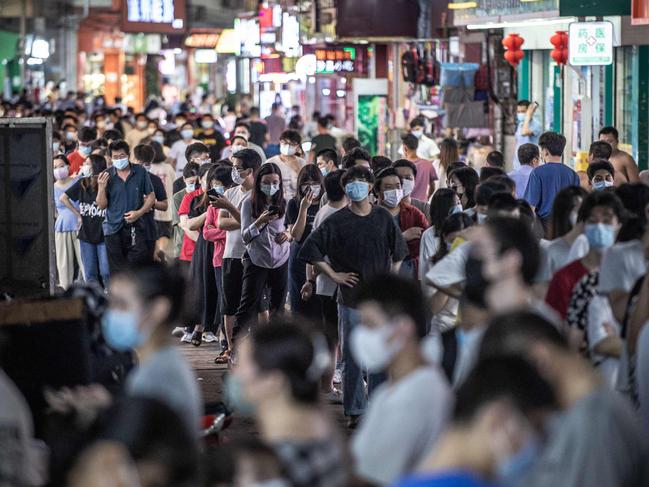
[464,255,491,309]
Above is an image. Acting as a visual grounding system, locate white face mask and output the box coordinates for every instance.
[137,121,148,130]
[401,178,415,197]
[80,164,93,177]
[309,184,321,198]
[476,212,488,224]
[383,188,404,208]
[350,324,404,373]
[280,143,297,156]
[231,167,246,185]
[411,129,424,139]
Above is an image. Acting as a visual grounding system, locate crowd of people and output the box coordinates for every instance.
[2,91,649,487]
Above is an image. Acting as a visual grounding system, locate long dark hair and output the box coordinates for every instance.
[549,186,587,240]
[432,212,473,264]
[296,164,324,201]
[81,154,107,193]
[429,188,457,237]
[450,166,479,209]
[252,163,286,218]
[199,165,234,209]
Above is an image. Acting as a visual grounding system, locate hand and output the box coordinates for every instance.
[210,195,231,209]
[603,322,617,337]
[301,281,313,301]
[275,231,291,244]
[299,188,316,212]
[332,271,359,288]
[76,214,82,228]
[124,210,140,223]
[45,384,112,428]
[526,102,537,118]
[256,210,278,226]
[403,227,424,241]
[97,171,109,189]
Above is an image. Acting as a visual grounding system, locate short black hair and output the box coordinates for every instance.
[79,127,97,143]
[317,117,329,128]
[375,167,402,191]
[587,159,615,181]
[599,126,619,141]
[518,143,539,166]
[108,139,130,156]
[279,129,301,145]
[392,158,417,178]
[341,165,375,187]
[489,175,516,195]
[401,133,419,151]
[354,274,428,339]
[341,147,371,169]
[475,180,508,206]
[134,144,155,164]
[185,142,209,162]
[578,190,625,222]
[516,100,531,108]
[589,140,613,160]
[316,148,338,167]
[550,186,588,238]
[234,121,250,131]
[539,131,567,157]
[454,355,557,424]
[409,117,426,129]
[487,192,518,214]
[486,150,505,168]
[233,148,262,172]
[479,166,506,183]
[104,128,123,140]
[478,311,567,361]
[182,162,200,179]
[134,112,149,121]
[486,217,540,285]
[324,169,346,202]
[342,137,361,153]
[371,156,392,175]
[615,183,649,223]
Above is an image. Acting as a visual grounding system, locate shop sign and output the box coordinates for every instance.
[568,21,613,66]
[194,49,217,64]
[124,34,162,54]
[235,18,261,57]
[122,0,186,34]
[185,33,220,48]
[315,47,356,74]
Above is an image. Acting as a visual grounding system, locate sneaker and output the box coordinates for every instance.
[172,327,185,338]
[202,332,217,343]
[333,368,342,385]
[324,388,343,405]
[180,332,192,344]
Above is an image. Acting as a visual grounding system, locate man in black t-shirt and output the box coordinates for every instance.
[309,117,337,161]
[248,106,268,148]
[300,165,408,427]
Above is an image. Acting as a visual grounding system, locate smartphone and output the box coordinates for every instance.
[268,205,279,215]
[532,101,539,109]
[207,188,222,199]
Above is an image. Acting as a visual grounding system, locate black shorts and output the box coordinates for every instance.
[156,221,173,239]
[221,257,268,315]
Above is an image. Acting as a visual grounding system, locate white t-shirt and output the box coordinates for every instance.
[222,186,251,260]
[636,322,649,432]
[351,366,453,485]
[598,240,647,294]
[587,295,620,389]
[538,237,573,283]
[265,155,307,201]
[148,162,176,222]
[398,134,440,160]
[425,241,471,289]
[567,234,589,263]
[170,139,195,178]
[312,204,343,297]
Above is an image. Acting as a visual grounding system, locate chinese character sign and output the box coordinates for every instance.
[568,21,613,66]
[315,47,356,74]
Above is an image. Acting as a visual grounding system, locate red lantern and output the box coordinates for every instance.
[502,33,525,68]
[550,31,569,65]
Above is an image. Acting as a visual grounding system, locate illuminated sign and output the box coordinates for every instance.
[315,47,356,74]
[568,21,613,66]
[194,49,217,64]
[185,33,220,48]
[235,18,261,57]
[122,0,186,34]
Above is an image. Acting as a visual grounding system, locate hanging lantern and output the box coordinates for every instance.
[502,33,525,68]
[549,30,569,66]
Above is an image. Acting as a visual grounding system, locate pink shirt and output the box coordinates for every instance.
[203,206,227,268]
[411,158,438,201]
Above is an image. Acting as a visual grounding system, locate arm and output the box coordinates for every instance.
[96,173,109,209]
[628,276,649,355]
[203,208,226,242]
[521,105,537,136]
[593,336,623,358]
[60,192,82,220]
[154,199,168,211]
[290,196,313,242]
[624,155,640,183]
[312,261,359,287]
[240,200,276,244]
[608,290,631,325]
[179,214,199,242]
[187,211,207,231]
[218,209,242,230]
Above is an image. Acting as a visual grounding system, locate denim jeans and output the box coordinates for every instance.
[79,240,110,287]
[338,304,386,417]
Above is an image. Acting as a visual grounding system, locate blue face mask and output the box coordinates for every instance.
[224,374,256,416]
[449,203,463,215]
[79,145,92,156]
[112,157,129,170]
[497,437,541,487]
[261,183,280,196]
[186,182,196,192]
[585,223,616,249]
[320,166,329,176]
[592,180,614,191]
[516,113,526,123]
[345,181,370,202]
[101,309,145,351]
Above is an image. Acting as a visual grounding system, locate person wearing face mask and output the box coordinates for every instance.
[172,142,211,193]
[209,149,264,362]
[393,159,431,219]
[102,263,202,438]
[401,133,438,201]
[264,102,287,157]
[96,140,156,274]
[376,167,429,280]
[285,165,324,318]
[524,132,580,236]
[235,163,291,331]
[265,129,307,200]
[169,122,198,178]
[67,127,97,176]
[62,124,79,154]
[221,135,249,162]
[399,117,440,161]
[221,122,267,163]
[300,165,408,427]
[395,355,557,487]
[60,154,110,287]
[225,320,347,487]
[195,114,227,156]
[478,312,649,487]
[53,154,85,290]
[171,163,200,263]
[582,140,613,189]
[315,148,339,178]
[587,159,615,191]
[513,100,542,170]
[350,275,453,485]
[125,113,152,154]
[508,143,540,199]
[448,166,479,212]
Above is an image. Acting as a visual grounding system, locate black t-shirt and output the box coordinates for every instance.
[311,133,337,154]
[285,198,319,244]
[249,121,268,147]
[142,172,167,241]
[195,129,226,153]
[65,179,106,244]
[299,206,409,306]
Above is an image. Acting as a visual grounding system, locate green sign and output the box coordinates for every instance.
[569,22,613,66]
[356,94,387,156]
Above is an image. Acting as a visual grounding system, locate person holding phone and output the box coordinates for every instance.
[514,100,542,171]
[235,163,291,331]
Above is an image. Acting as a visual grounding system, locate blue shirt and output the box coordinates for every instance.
[508,164,534,199]
[513,118,541,170]
[54,178,80,232]
[102,164,153,236]
[394,470,501,487]
[523,162,580,219]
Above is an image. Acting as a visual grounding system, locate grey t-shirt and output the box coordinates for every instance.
[526,388,649,487]
[598,240,648,294]
[636,323,649,433]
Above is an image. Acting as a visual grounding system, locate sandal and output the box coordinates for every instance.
[214,349,231,364]
[191,330,203,347]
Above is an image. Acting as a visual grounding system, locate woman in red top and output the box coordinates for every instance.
[375,167,429,280]
[178,164,212,269]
